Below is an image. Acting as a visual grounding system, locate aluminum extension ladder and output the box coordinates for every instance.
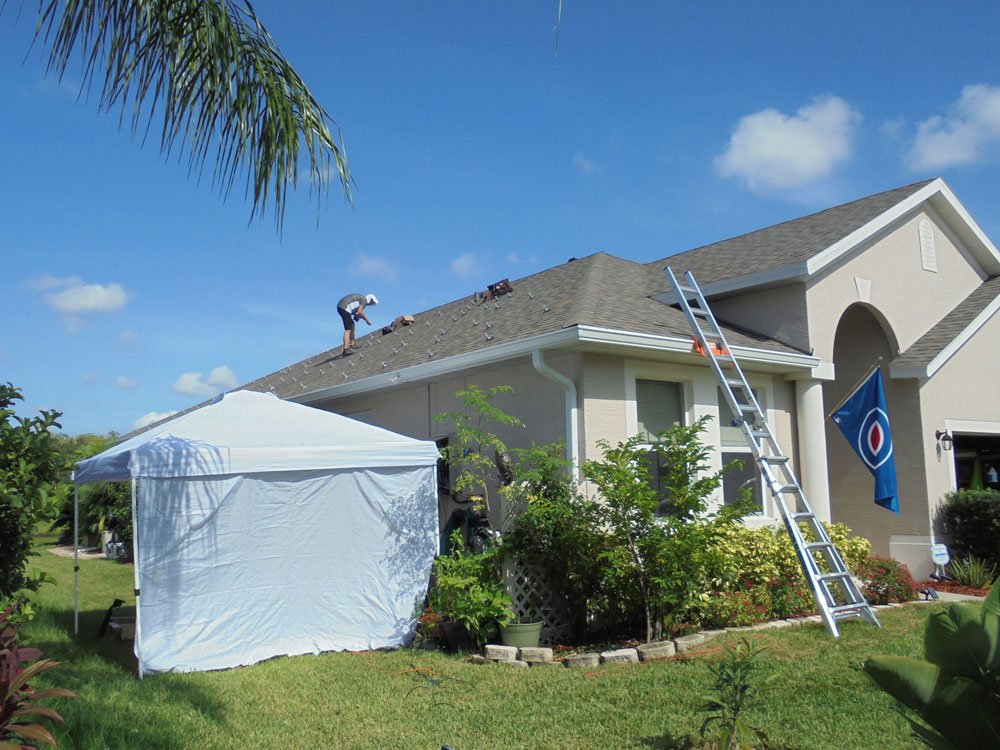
[665,267,880,637]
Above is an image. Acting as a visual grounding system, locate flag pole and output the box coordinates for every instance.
[825,357,883,422]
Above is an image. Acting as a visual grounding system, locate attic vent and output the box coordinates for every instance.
[919,219,937,272]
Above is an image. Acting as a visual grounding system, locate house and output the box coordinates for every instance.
[241,177,1000,577]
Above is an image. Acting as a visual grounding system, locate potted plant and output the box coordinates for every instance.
[427,531,513,650]
[500,616,543,649]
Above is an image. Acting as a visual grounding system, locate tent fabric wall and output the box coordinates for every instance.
[138,467,437,673]
[72,391,441,674]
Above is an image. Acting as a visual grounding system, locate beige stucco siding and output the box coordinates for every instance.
[712,283,810,353]
[918,306,1000,518]
[807,209,987,363]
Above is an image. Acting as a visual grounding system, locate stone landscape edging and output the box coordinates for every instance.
[470,601,938,669]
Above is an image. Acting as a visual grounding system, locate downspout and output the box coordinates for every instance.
[531,350,579,478]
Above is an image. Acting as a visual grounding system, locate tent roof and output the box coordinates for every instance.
[74,390,439,483]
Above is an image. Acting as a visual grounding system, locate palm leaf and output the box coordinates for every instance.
[33,0,352,231]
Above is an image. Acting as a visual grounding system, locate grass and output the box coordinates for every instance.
[18,538,936,750]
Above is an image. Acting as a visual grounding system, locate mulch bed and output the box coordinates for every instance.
[916,580,990,597]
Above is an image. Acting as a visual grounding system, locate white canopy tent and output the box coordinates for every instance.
[72,390,439,675]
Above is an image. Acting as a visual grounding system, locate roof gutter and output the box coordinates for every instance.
[291,325,817,405]
[531,349,580,478]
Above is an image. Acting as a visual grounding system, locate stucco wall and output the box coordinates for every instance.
[823,306,929,569]
[808,208,986,363]
[712,283,810,352]
[918,306,1000,525]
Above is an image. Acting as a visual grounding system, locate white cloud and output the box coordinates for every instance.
[572,151,601,175]
[172,365,238,397]
[450,252,481,278]
[133,410,178,429]
[354,252,398,282]
[115,375,138,390]
[25,274,81,292]
[117,329,140,351]
[909,84,1000,170]
[715,95,861,191]
[880,117,905,140]
[47,282,128,313]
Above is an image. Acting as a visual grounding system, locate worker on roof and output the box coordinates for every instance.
[337,293,378,355]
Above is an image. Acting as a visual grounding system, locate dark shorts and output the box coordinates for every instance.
[338,307,355,331]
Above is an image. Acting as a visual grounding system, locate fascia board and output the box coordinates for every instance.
[575,325,818,368]
[651,262,808,304]
[890,292,1000,380]
[294,324,817,405]
[806,179,944,274]
[292,327,579,403]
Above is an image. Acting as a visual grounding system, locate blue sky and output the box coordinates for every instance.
[4,1,1000,435]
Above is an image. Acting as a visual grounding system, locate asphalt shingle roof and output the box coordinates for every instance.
[644,180,934,290]
[892,275,1000,372]
[241,252,799,401]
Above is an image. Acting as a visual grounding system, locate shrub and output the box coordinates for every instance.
[949,555,998,590]
[698,590,770,629]
[855,555,917,604]
[503,443,605,640]
[0,384,69,597]
[427,531,512,648]
[939,489,1000,569]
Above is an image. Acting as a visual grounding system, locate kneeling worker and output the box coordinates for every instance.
[337,293,378,354]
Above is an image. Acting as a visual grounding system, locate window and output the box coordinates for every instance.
[435,437,451,494]
[721,451,762,514]
[636,379,683,441]
[718,387,764,514]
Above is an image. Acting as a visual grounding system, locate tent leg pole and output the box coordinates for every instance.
[130,478,143,680]
[73,479,79,636]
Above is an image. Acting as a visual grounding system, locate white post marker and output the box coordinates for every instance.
[931,543,950,580]
[72,476,79,636]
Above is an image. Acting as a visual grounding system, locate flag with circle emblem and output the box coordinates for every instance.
[831,368,899,513]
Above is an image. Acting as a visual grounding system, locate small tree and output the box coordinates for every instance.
[434,385,524,520]
[582,416,737,642]
[0,384,69,598]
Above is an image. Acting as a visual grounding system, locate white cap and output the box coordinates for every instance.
[366,294,379,305]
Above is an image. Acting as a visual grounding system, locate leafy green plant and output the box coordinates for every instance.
[0,383,69,598]
[698,637,774,750]
[939,489,1000,569]
[502,442,605,639]
[434,385,524,519]
[427,531,513,648]
[582,417,741,642]
[949,555,997,590]
[1,600,76,748]
[862,579,1000,749]
[855,556,918,605]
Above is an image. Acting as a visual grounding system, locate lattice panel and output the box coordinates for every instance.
[504,557,573,645]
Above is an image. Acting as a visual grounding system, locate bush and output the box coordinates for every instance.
[0,384,68,597]
[427,531,512,648]
[939,489,1000,569]
[949,555,998,590]
[855,555,917,604]
[503,443,605,640]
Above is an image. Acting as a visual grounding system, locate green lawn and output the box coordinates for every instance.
[19,539,933,750]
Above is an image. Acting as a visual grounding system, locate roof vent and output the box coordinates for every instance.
[919,219,937,272]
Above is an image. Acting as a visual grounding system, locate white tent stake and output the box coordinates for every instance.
[130,477,143,679]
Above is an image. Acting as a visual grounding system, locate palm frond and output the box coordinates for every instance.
[33,0,352,231]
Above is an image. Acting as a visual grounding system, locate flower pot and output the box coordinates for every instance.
[500,621,542,649]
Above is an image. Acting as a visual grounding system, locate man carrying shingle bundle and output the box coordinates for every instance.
[337,293,378,355]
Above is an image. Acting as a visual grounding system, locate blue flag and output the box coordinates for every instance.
[831,368,899,513]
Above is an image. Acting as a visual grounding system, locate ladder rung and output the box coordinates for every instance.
[761,455,790,463]
[830,603,868,615]
[737,403,758,412]
[790,512,816,521]
[724,378,746,388]
[691,307,710,318]
[750,429,771,438]
[805,541,835,551]
[775,484,802,494]
[817,572,853,583]
[677,285,697,296]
